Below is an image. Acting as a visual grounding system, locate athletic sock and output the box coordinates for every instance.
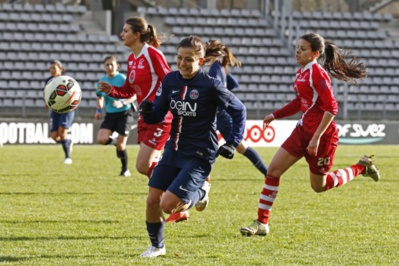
[117,149,128,170]
[61,139,71,158]
[244,147,268,175]
[325,164,365,191]
[258,176,280,224]
[105,137,113,145]
[146,220,165,248]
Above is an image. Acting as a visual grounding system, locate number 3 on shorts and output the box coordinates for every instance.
[154,128,163,137]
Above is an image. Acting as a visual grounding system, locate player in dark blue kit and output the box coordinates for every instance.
[138,35,247,258]
[45,60,74,164]
[208,41,268,176]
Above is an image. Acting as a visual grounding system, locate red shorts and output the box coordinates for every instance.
[282,125,339,175]
[137,112,172,150]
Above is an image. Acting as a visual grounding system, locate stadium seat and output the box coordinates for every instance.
[2,98,13,106]
[0,3,397,119]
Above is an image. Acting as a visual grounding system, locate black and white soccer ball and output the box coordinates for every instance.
[44,75,82,114]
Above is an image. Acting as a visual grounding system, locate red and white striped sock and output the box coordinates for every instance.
[325,163,365,191]
[258,176,280,224]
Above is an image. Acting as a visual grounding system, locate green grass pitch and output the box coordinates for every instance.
[0,145,398,265]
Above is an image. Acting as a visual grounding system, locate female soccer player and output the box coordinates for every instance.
[45,60,74,164]
[138,35,247,257]
[240,33,380,237]
[167,41,270,224]
[99,17,172,178]
[208,40,268,176]
[95,55,136,177]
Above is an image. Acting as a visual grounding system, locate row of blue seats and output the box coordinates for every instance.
[296,19,380,30]
[0,41,121,54]
[164,16,271,28]
[173,26,277,37]
[0,70,101,82]
[138,6,262,18]
[0,21,81,33]
[0,3,86,14]
[0,11,73,23]
[0,31,121,44]
[0,51,118,63]
[304,28,387,40]
[291,10,393,22]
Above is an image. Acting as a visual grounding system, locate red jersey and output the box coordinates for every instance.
[108,43,171,105]
[273,60,338,133]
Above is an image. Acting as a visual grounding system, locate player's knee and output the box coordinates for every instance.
[116,143,125,150]
[50,133,58,141]
[136,163,149,175]
[146,195,160,210]
[97,137,108,145]
[265,167,280,179]
[160,201,173,214]
[160,197,185,214]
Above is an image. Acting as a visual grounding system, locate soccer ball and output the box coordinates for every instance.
[44,75,82,113]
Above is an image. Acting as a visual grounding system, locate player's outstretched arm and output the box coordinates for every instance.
[139,100,165,124]
[263,114,275,129]
[216,143,235,159]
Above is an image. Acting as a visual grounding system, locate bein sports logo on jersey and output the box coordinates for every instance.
[170,99,197,117]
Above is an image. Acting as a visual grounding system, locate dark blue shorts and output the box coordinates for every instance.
[50,111,75,131]
[148,148,212,204]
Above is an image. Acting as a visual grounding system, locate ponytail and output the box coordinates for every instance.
[320,40,367,84]
[301,33,367,84]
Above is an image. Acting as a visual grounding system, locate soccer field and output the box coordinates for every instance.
[0,145,398,265]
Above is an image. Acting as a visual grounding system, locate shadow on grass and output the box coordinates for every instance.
[0,235,146,241]
[0,254,138,262]
[0,256,26,262]
[0,219,121,224]
[215,178,263,182]
[0,192,146,195]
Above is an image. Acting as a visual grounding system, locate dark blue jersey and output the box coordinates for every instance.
[209,61,243,139]
[208,61,239,91]
[143,69,246,163]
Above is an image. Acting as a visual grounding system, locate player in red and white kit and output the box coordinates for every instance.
[99,17,172,179]
[100,17,188,223]
[240,33,380,237]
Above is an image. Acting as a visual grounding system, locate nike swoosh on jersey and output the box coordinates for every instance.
[172,90,179,93]
[179,185,189,192]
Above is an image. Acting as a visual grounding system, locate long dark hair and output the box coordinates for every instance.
[207,39,241,74]
[301,33,367,84]
[125,17,162,48]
